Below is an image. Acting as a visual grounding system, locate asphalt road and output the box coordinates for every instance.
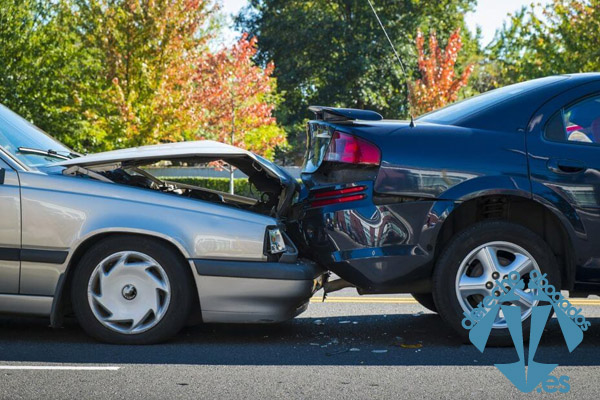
[0,290,599,399]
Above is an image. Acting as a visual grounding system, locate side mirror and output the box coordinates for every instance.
[0,168,5,185]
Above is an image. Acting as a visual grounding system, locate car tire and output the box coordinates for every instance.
[432,221,560,347]
[411,293,437,313]
[71,235,194,344]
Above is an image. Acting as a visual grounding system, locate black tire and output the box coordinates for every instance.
[432,221,560,347]
[411,293,437,313]
[71,235,194,344]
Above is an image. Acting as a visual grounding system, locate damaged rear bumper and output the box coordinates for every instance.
[192,258,325,323]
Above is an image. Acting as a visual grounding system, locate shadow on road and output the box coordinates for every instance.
[0,313,598,366]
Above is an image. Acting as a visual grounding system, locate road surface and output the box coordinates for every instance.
[0,290,599,399]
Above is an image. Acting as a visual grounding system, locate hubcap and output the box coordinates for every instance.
[455,241,540,329]
[87,251,171,334]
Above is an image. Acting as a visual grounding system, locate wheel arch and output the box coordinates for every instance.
[50,230,200,328]
[432,194,576,290]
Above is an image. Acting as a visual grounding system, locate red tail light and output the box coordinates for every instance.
[310,185,367,207]
[324,131,381,165]
[313,185,366,199]
[310,194,366,208]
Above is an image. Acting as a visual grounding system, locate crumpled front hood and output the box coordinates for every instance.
[57,140,252,167]
[57,140,299,218]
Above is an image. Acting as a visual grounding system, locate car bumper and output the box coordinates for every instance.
[191,258,325,323]
[293,199,440,292]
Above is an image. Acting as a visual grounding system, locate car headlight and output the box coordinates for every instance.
[267,228,286,254]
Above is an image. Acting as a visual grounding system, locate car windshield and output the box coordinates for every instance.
[0,104,73,168]
[418,76,569,124]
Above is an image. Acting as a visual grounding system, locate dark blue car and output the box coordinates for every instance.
[294,73,600,345]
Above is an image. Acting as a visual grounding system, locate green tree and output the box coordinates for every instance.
[0,0,103,150]
[237,0,478,163]
[489,0,600,86]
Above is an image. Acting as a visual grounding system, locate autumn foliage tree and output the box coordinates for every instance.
[409,28,474,116]
[72,0,217,150]
[72,0,284,158]
[194,33,285,159]
[0,0,285,159]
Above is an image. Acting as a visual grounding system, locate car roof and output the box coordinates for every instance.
[447,74,600,132]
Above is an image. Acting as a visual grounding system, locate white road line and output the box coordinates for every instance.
[0,366,119,371]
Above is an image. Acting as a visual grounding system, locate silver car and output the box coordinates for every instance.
[0,104,324,344]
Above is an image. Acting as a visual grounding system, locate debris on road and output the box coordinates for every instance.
[399,343,423,349]
[349,348,360,352]
[412,311,424,317]
[371,350,388,354]
[313,319,324,325]
[326,348,349,356]
[338,320,351,324]
[393,337,424,349]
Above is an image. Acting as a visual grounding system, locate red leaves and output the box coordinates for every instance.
[192,33,285,157]
[409,28,474,116]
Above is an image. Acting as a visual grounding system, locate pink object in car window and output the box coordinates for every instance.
[566,124,583,133]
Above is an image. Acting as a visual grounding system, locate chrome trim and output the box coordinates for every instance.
[0,146,29,171]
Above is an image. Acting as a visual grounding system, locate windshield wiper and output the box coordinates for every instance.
[17,147,72,160]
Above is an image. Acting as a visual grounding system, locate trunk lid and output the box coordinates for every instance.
[302,107,410,176]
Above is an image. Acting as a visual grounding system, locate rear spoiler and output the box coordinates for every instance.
[308,106,383,122]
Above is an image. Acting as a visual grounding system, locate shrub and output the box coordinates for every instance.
[160,177,257,198]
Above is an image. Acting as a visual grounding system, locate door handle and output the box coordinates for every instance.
[547,159,586,174]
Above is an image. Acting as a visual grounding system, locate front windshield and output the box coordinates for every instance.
[418,76,568,124]
[0,104,72,168]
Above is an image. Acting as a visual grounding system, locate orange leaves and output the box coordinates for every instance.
[409,28,474,116]
[193,33,285,158]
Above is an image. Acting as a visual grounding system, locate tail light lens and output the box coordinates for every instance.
[310,185,367,208]
[324,131,381,166]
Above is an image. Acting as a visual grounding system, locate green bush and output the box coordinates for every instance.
[160,177,257,198]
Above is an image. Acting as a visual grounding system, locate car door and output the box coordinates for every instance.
[527,80,600,286]
[0,154,20,293]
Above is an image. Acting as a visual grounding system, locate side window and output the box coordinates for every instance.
[545,95,600,145]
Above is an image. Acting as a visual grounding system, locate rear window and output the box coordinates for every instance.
[418,76,568,124]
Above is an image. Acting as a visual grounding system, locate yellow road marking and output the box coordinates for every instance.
[310,296,600,306]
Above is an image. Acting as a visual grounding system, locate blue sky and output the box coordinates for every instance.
[221,0,551,46]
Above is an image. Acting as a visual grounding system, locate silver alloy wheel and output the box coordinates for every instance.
[455,241,540,329]
[87,251,171,334]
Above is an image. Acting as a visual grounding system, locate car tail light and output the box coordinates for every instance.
[310,185,367,208]
[313,185,366,199]
[323,131,381,166]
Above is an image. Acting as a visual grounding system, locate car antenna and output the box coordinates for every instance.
[366,0,415,127]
